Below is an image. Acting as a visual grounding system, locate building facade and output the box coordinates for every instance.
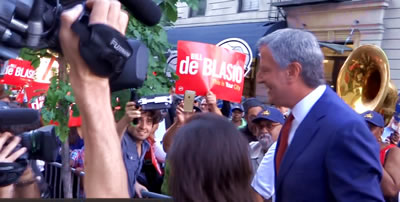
[170,0,400,102]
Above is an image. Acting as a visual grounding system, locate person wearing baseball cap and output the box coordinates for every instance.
[240,97,264,143]
[230,103,246,129]
[250,106,284,202]
[361,111,400,200]
[361,110,385,139]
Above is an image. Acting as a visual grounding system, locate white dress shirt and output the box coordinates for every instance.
[251,142,277,200]
[288,85,326,145]
[249,141,267,172]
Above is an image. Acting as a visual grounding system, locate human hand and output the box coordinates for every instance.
[59,0,129,89]
[134,182,148,198]
[176,103,194,126]
[205,91,217,106]
[124,102,141,122]
[0,132,26,163]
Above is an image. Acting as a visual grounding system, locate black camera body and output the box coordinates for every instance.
[0,0,162,91]
[0,101,61,186]
[136,94,173,111]
[18,125,60,161]
[0,101,60,162]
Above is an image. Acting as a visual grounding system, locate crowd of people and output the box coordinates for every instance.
[1,0,400,201]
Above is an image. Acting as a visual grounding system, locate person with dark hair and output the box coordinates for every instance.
[257,28,383,201]
[230,103,246,129]
[168,113,254,202]
[361,111,400,201]
[116,101,162,198]
[240,98,264,143]
[160,101,196,195]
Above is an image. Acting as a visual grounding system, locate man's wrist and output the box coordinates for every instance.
[15,167,37,187]
[14,178,37,187]
[17,167,34,182]
[120,115,132,127]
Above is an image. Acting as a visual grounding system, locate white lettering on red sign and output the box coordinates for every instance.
[6,64,35,79]
[178,55,243,84]
[30,96,45,110]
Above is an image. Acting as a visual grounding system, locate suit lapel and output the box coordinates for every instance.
[276,87,333,189]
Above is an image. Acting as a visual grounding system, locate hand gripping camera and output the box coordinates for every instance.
[0,101,61,187]
[0,0,162,91]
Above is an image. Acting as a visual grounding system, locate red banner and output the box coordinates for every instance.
[175,41,246,103]
[25,81,50,110]
[1,59,35,86]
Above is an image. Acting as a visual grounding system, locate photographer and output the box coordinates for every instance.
[0,132,39,198]
[59,0,130,197]
[116,101,162,198]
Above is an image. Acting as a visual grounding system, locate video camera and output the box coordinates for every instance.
[0,101,61,186]
[137,94,173,111]
[0,0,162,91]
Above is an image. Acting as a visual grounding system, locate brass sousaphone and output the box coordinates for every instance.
[337,45,398,125]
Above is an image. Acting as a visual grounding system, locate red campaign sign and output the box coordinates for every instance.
[1,59,35,86]
[25,81,50,110]
[175,41,246,103]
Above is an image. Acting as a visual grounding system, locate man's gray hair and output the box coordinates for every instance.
[257,28,325,88]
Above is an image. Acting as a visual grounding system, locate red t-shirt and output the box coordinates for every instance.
[380,144,396,165]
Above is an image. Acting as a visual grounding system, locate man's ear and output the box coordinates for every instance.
[286,62,302,83]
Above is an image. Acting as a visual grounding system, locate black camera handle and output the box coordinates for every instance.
[71,8,133,77]
[0,160,28,187]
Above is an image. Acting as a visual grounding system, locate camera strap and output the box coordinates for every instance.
[71,20,133,77]
[0,160,28,187]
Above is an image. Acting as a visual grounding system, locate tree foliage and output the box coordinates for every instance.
[112,0,198,112]
[19,0,199,142]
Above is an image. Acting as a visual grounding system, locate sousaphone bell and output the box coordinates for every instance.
[337,45,398,126]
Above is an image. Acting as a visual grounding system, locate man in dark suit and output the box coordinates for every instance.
[256,28,384,201]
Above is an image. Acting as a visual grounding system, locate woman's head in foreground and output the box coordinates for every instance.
[168,113,253,202]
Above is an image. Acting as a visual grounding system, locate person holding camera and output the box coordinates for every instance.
[59,0,131,197]
[116,101,162,198]
[0,132,40,198]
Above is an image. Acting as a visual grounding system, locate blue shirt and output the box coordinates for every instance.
[121,131,150,198]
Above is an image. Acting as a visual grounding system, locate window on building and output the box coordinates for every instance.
[321,43,354,91]
[239,0,259,12]
[190,0,207,17]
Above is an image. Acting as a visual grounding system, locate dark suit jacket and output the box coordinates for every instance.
[275,86,384,202]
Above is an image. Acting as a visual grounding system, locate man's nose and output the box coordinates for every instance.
[137,121,145,129]
[261,128,268,134]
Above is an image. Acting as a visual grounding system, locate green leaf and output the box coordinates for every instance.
[31,59,40,69]
[156,75,168,83]
[72,104,80,117]
[64,94,75,103]
[165,5,178,22]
